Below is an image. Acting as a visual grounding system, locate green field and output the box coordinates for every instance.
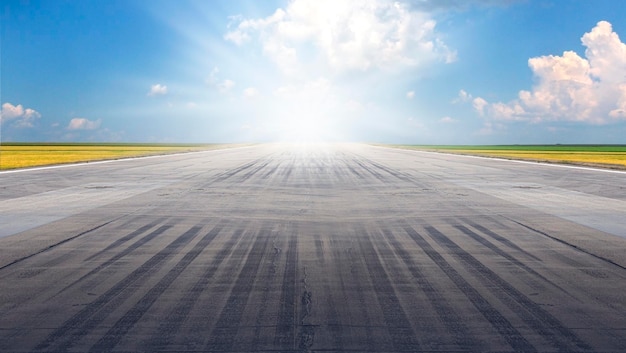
[390,145,626,169]
[0,143,237,170]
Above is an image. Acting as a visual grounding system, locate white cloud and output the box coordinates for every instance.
[243,87,259,99]
[472,97,488,116]
[406,91,415,99]
[207,67,236,93]
[455,89,472,103]
[67,118,101,130]
[471,21,626,127]
[0,102,41,127]
[225,0,455,74]
[217,79,235,93]
[148,84,168,96]
[440,116,457,123]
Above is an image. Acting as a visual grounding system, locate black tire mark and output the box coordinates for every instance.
[239,160,272,182]
[462,219,542,262]
[331,234,375,351]
[319,234,343,351]
[379,226,480,351]
[346,163,364,179]
[262,162,281,179]
[250,234,283,351]
[146,226,246,351]
[37,217,152,270]
[88,223,225,352]
[34,224,202,352]
[401,223,537,353]
[453,223,573,297]
[313,233,325,265]
[353,159,388,184]
[511,219,626,271]
[356,225,422,352]
[213,160,258,182]
[365,158,417,184]
[424,225,592,352]
[53,224,173,297]
[204,227,272,351]
[273,232,298,349]
[281,161,294,183]
[0,218,119,272]
[83,222,158,262]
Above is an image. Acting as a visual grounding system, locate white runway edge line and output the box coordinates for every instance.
[0,145,252,175]
[388,147,626,175]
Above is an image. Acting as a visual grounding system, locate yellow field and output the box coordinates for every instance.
[391,145,626,170]
[446,150,626,168]
[0,144,234,170]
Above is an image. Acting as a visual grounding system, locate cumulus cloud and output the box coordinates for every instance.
[471,21,626,126]
[243,87,259,99]
[217,79,235,93]
[147,83,168,96]
[406,91,415,99]
[440,116,457,123]
[225,0,456,74]
[207,67,236,93]
[411,0,521,11]
[67,118,101,130]
[0,102,41,127]
[455,89,472,103]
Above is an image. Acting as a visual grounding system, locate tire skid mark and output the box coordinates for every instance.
[261,162,281,180]
[511,219,626,271]
[461,218,542,262]
[453,223,574,298]
[34,223,203,352]
[379,226,480,350]
[184,225,255,345]
[213,160,258,182]
[353,159,388,184]
[38,217,152,270]
[146,224,246,351]
[281,160,294,183]
[239,160,273,182]
[273,232,298,349]
[400,222,537,353]
[313,233,325,265]
[88,222,225,352]
[319,234,343,351]
[424,225,593,352]
[365,158,416,184]
[340,240,376,350]
[356,225,422,352]
[0,217,120,272]
[53,224,174,298]
[250,233,283,350]
[84,222,158,262]
[204,227,272,352]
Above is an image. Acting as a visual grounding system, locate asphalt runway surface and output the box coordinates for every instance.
[1,143,625,352]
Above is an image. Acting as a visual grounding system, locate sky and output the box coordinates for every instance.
[1,0,626,144]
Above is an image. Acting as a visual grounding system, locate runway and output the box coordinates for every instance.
[1,143,625,352]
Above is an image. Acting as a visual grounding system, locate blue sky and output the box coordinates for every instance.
[2,0,626,144]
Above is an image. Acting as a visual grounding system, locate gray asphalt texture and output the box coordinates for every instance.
[1,143,625,352]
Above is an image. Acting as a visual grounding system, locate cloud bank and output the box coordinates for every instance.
[225,0,456,75]
[0,102,41,128]
[67,118,102,130]
[472,21,626,128]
